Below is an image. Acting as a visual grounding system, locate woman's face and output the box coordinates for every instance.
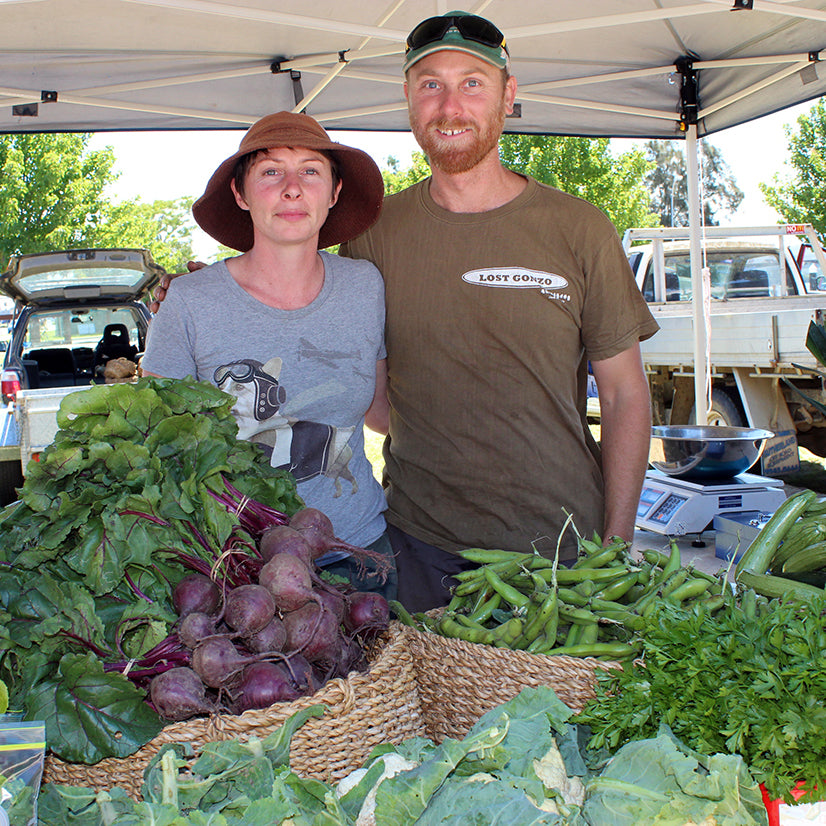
[231,147,342,248]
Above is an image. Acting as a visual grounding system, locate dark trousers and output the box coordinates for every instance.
[387,524,480,613]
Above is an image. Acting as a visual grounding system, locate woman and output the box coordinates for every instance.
[142,111,394,598]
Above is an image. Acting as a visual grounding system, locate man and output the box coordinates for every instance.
[338,11,659,610]
[155,11,659,612]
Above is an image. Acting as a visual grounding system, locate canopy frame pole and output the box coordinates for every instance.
[686,125,708,425]
[677,55,709,425]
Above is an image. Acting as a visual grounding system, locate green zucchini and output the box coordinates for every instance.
[734,490,817,578]
[781,540,826,574]
[736,570,823,600]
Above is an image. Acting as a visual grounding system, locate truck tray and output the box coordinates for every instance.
[14,385,94,471]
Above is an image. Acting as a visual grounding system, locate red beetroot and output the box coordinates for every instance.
[232,661,303,712]
[191,636,248,688]
[344,591,390,635]
[282,653,320,694]
[282,602,342,662]
[288,507,339,560]
[258,525,315,566]
[177,611,217,650]
[172,573,221,618]
[258,554,315,612]
[224,584,276,635]
[244,616,287,654]
[288,507,393,581]
[315,586,346,623]
[149,667,214,721]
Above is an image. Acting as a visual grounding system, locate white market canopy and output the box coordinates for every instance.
[4,0,826,424]
[1,0,826,138]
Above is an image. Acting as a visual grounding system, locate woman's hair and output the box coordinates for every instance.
[233,147,341,198]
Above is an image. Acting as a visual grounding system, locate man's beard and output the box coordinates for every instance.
[410,103,507,174]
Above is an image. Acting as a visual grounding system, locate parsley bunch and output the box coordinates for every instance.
[578,592,826,804]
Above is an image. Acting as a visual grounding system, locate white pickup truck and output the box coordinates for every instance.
[590,224,826,475]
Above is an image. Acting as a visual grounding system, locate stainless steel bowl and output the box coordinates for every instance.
[650,425,774,482]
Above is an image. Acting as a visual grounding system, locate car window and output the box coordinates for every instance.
[21,307,142,354]
[643,249,790,301]
[3,249,161,303]
[799,245,826,291]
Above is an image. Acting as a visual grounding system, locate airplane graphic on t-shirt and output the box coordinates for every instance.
[214,356,357,496]
[297,337,362,368]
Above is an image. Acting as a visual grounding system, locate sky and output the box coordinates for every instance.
[87,100,815,261]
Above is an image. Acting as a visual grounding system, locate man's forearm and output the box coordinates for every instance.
[598,390,652,542]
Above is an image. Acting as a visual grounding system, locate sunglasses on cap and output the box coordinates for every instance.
[405,14,508,55]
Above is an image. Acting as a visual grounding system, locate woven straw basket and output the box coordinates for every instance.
[42,623,425,798]
[402,623,617,742]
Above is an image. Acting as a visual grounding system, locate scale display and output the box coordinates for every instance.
[636,470,786,536]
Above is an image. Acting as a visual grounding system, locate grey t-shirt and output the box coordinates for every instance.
[142,251,387,550]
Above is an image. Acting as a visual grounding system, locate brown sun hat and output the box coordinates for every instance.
[192,111,384,251]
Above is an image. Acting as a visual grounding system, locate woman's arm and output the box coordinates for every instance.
[364,359,389,434]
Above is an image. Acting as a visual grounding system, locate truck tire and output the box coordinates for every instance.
[0,460,23,507]
[689,388,746,428]
[796,428,826,458]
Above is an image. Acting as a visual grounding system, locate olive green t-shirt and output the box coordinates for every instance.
[342,176,659,560]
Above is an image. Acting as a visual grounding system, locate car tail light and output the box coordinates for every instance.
[1,369,21,403]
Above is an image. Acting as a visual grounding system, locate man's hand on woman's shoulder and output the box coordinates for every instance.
[149,260,207,313]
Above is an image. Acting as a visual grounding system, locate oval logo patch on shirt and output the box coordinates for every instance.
[462,267,569,291]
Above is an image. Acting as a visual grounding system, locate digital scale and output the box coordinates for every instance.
[636,469,787,536]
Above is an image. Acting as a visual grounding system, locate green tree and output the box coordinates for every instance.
[379,137,657,237]
[0,133,115,264]
[382,152,432,194]
[0,133,196,273]
[643,139,743,227]
[96,198,196,273]
[760,99,826,235]
[498,135,658,236]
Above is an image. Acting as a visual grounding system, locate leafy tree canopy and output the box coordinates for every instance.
[382,152,433,195]
[380,136,659,237]
[642,139,743,227]
[760,99,826,236]
[0,133,195,273]
[95,198,196,273]
[499,134,659,236]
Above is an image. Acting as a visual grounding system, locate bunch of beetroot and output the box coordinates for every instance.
[149,507,391,722]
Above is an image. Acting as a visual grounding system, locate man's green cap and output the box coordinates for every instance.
[403,11,510,73]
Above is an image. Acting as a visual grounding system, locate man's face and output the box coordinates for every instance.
[405,50,517,174]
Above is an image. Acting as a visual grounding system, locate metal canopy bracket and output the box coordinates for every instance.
[11,103,37,117]
[289,70,304,108]
[270,56,308,110]
[271,49,349,74]
[11,90,55,118]
[801,51,821,85]
[675,56,699,132]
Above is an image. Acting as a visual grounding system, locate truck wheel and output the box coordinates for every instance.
[0,460,23,507]
[689,388,745,428]
[796,428,826,458]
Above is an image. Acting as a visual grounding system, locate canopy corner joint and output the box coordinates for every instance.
[675,56,699,133]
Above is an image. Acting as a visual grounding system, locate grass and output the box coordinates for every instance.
[777,448,826,494]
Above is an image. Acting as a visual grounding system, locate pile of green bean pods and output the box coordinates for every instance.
[391,536,729,661]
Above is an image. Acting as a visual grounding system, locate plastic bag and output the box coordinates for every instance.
[0,721,45,826]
